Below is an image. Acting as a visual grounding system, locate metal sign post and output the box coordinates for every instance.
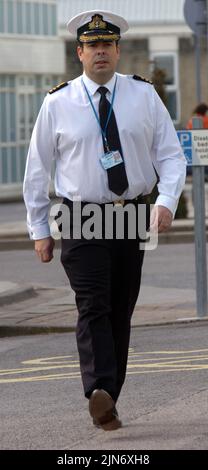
[177,127,208,318]
[192,119,207,317]
[183,0,208,318]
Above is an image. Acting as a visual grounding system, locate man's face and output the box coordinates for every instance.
[77,41,120,84]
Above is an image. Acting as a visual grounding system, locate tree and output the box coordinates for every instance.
[149,66,188,219]
[151,66,168,107]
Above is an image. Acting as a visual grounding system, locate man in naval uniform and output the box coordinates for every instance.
[23,10,186,431]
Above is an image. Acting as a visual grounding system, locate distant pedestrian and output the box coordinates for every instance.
[186,103,208,129]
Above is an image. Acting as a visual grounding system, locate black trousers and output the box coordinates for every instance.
[60,201,147,403]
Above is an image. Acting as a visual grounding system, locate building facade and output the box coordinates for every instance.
[59,0,208,128]
[1,0,208,188]
[0,0,65,185]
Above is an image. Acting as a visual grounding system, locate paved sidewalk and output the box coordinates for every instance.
[0,277,207,337]
[1,218,208,251]
[0,190,207,249]
[1,197,208,335]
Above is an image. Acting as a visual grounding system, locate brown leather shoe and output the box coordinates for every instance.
[93,406,119,428]
[89,389,122,431]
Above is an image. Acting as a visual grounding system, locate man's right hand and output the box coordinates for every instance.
[35,237,55,263]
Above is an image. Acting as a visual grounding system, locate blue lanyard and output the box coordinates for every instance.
[82,77,117,152]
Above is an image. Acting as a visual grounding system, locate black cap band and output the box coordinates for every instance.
[77,15,121,43]
[78,21,120,37]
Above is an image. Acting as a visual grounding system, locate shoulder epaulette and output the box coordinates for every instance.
[49,82,68,94]
[132,75,153,85]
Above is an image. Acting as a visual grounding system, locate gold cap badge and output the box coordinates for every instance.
[89,15,107,30]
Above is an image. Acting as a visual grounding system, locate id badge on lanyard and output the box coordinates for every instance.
[82,77,123,171]
[100,150,123,170]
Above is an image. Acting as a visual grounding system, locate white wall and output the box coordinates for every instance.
[0,36,65,74]
[149,35,179,53]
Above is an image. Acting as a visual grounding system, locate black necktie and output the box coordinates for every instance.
[98,86,129,196]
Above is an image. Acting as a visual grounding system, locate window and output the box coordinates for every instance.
[43,3,48,35]
[0,77,16,143]
[17,1,23,34]
[7,0,14,33]
[0,0,57,35]
[0,0,4,33]
[150,53,180,123]
[34,2,40,34]
[0,73,62,184]
[25,1,32,35]
[51,4,56,35]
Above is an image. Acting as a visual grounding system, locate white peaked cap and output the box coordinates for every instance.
[67,10,129,43]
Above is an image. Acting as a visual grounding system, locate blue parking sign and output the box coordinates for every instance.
[177,131,192,165]
[183,148,192,165]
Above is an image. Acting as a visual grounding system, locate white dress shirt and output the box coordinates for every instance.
[23,71,186,240]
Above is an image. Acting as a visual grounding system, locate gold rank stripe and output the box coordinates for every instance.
[49,82,68,94]
[133,75,153,85]
[79,34,120,42]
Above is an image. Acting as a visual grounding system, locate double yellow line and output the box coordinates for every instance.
[1,348,208,384]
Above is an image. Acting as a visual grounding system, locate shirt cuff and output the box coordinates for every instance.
[154,194,178,218]
[27,223,51,240]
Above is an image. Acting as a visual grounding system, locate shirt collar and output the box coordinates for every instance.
[82,72,117,96]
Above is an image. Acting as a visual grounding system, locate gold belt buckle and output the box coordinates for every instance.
[114,199,125,207]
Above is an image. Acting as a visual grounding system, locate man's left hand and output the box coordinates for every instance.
[150,205,173,233]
